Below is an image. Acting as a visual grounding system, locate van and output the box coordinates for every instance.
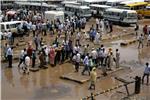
[104,8,138,25]
[0,21,24,36]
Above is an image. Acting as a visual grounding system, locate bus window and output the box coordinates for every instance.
[0,25,5,32]
[6,25,9,29]
[9,24,16,29]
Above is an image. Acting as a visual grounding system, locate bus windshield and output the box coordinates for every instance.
[82,9,91,15]
[127,13,137,18]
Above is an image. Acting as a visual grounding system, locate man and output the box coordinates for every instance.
[75,52,81,72]
[3,43,9,60]
[82,54,90,75]
[96,18,99,30]
[138,34,144,49]
[7,30,12,45]
[135,24,139,37]
[143,25,147,36]
[142,62,150,85]
[24,55,30,74]
[147,33,150,47]
[89,67,97,90]
[31,50,36,68]
[6,47,13,68]
[39,51,45,68]
[91,48,98,66]
[106,48,114,70]
[115,49,120,68]
[32,23,36,37]
[18,48,27,68]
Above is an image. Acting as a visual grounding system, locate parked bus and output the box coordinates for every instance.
[106,0,128,7]
[89,4,111,17]
[120,2,148,16]
[143,3,150,17]
[77,0,107,6]
[64,4,91,18]
[15,1,58,11]
[103,8,138,25]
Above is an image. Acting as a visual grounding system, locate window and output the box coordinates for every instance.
[6,25,9,29]
[9,24,16,29]
[0,24,5,31]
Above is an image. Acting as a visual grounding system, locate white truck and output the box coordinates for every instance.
[45,11,64,23]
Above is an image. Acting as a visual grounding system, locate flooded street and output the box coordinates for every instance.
[2,36,150,100]
[1,8,150,100]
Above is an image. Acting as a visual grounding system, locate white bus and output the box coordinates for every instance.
[77,0,107,5]
[89,4,111,17]
[106,0,128,7]
[119,0,146,7]
[64,4,91,18]
[103,8,138,25]
[15,1,58,11]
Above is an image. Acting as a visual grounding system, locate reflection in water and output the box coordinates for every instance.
[4,68,14,87]
[20,74,29,90]
[39,69,48,88]
[138,49,142,64]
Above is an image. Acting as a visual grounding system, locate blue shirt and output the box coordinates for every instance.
[144,66,150,74]
[83,56,89,65]
[6,48,13,56]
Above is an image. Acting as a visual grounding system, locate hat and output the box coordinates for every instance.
[92,67,96,71]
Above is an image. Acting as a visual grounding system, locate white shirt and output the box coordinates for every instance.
[6,47,13,56]
[83,56,89,65]
[25,56,30,66]
[7,32,12,38]
[73,46,77,54]
[32,24,36,30]
[76,53,81,63]
[148,34,150,41]
[91,50,97,59]
[96,18,99,25]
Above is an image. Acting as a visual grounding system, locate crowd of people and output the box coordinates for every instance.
[1,8,150,89]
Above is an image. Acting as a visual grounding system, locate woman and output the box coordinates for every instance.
[49,47,55,66]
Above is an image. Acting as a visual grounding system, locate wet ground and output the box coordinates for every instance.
[1,18,150,100]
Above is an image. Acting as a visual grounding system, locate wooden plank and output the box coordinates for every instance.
[60,67,130,84]
[29,67,40,72]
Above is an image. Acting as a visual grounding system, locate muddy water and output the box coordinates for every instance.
[1,18,150,100]
[2,42,150,100]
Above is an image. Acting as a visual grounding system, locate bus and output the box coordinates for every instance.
[103,8,138,25]
[143,4,150,17]
[15,1,58,11]
[77,0,107,6]
[106,0,128,7]
[64,4,91,18]
[119,0,145,6]
[120,2,148,16]
[89,4,111,17]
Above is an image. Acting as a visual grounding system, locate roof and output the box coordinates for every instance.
[107,0,127,3]
[65,4,90,9]
[0,21,24,25]
[90,4,111,8]
[15,1,58,8]
[126,2,148,6]
[146,4,150,8]
[120,0,145,5]
[106,8,137,13]
[78,0,107,3]
[45,11,64,15]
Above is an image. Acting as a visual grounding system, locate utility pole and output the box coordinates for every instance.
[41,0,43,18]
